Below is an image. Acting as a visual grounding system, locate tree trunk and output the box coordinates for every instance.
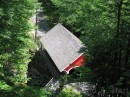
[113,0,123,82]
[124,32,130,88]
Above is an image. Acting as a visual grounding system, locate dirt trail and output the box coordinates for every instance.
[31,9,50,37]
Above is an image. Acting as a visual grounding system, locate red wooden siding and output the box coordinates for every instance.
[64,55,85,74]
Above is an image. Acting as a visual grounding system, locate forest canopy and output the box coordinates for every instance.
[0,0,44,97]
[41,0,130,96]
[0,0,130,96]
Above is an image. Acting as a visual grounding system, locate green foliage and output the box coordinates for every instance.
[67,67,95,83]
[0,80,12,91]
[57,86,82,97]
[0,85,52,97]
[115,77,124,87]
[0,0,38,86]
[122,70,130,78]
[42,0,130,96]
[127,92,130,97]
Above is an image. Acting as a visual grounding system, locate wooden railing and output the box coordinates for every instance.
[45,78,60,92]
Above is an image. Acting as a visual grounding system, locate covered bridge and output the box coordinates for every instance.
[40,23,85,74]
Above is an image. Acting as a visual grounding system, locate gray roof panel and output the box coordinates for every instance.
[40,23,84,72]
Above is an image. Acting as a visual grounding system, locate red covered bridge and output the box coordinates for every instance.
[40,23,85,74]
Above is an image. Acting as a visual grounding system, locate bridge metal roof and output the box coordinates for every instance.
[40,23,84,72]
